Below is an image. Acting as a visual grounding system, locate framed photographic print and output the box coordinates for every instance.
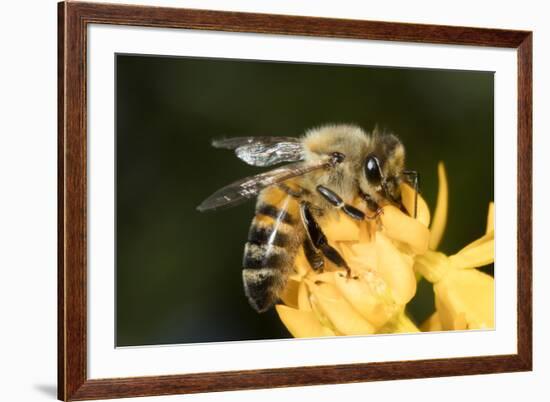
[58,1,532,400]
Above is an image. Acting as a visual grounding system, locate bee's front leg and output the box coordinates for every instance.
[359,191,384,220]
[316,185,368,220]
[402,169,420,219]
[299,201,353,278]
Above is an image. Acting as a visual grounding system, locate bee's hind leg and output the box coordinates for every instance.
[299,201,353,278]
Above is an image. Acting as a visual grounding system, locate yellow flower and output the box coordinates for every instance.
[416,164,495,331]
[276,161,494,338]
[276,182,431,337]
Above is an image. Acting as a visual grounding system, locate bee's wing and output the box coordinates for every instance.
[197,160,328,212]
[212,136,301,149]
[212,137,304,167]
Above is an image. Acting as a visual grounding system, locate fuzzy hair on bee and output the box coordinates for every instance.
[300,124,406,212]
[198,124,417,313]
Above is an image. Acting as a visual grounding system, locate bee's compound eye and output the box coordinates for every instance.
[364,155,382,184]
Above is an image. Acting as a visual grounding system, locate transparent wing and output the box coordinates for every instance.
[212,136,305,167]
[212,136,300,150]
[197,160,328,212]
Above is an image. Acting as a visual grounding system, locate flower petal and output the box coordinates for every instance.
[307,281,375,335]
[413,251,450,284]
[429,162,449,250]
[322,212,361,242]
[292,247,310,279]
[380,205,430,255]
[486,202,494,235]
[275,304,336,338]
[297,281,312,311]
[347,242,377,271]
[378,312,420,334]
[279,278,300,309]
[358,220,374,244]
[459,230,494,253]
[420,312,443,332]
[450,238,494,269]
[375,233,417,305]
[337,242,359,266]
[434,269,494,330]
[333,271,396,328]
[401,182,431,227]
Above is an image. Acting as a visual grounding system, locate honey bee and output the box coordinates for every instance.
[197,124,418,313]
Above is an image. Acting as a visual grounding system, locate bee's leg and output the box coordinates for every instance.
[402,170,420,219]
[303,237,324,272]
[316,185,365,221]
[299,201,352,277]
[359,191,384,220]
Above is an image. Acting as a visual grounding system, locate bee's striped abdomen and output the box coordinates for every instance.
[242,188,301,313]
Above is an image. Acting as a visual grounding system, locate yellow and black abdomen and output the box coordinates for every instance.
[242,185,303,313]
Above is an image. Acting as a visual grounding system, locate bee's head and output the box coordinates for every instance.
[303,125,371,197]
[302,125,406,205]
[358,129,405,205]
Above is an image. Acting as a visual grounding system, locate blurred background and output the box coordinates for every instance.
[116,54,493,347]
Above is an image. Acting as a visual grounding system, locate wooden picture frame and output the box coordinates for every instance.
[58,1,532,400]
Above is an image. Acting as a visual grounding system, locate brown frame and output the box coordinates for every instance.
[58,1,532,401]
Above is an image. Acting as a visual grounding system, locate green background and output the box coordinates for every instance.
[116,54,494,347]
